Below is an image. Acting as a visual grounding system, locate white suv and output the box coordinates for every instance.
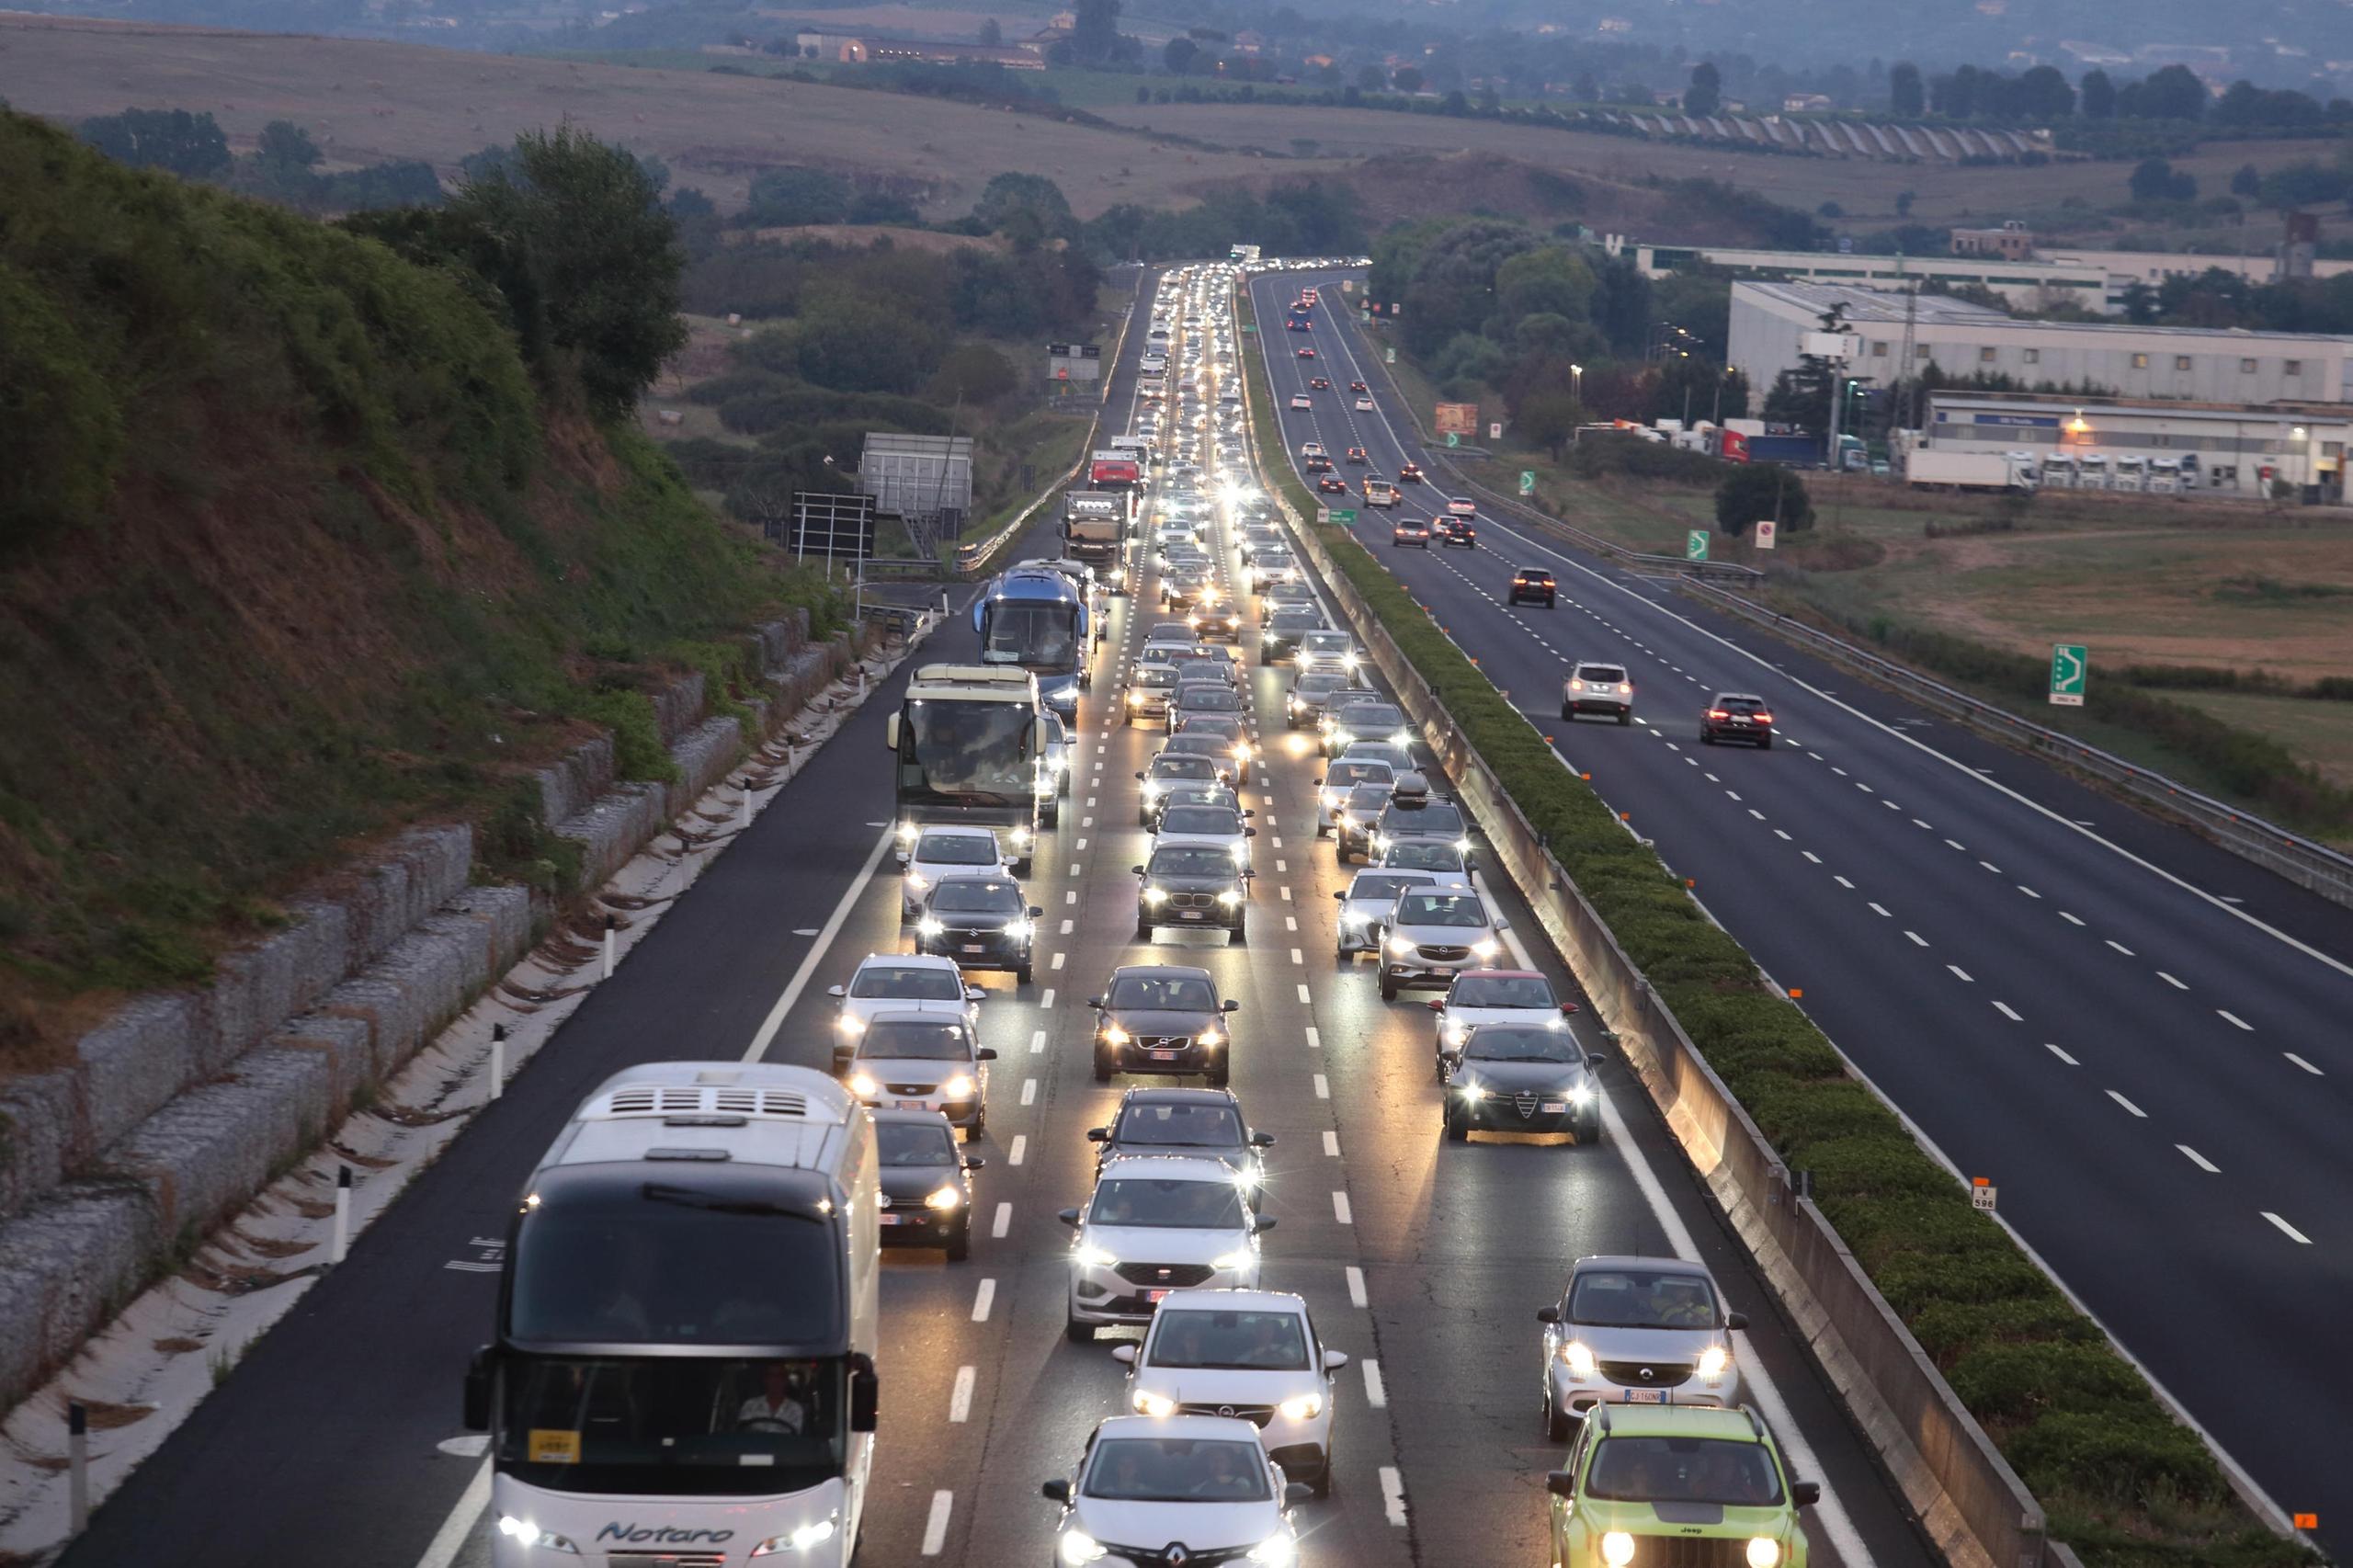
[1061,1154,1272,1341]
[1379,888,1508,1002]
[1110,1289,1349,1496]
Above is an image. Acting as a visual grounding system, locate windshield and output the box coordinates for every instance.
[1082,1437,1271,1503]
[1302,634,1350,653]
[1350,874,1428,903]
[1109,973,1218,1010]
[1336,704,1404,729]
[1717,697,1766,713]
[1453,975,1555,1009]
[1385,803,1465,837]
[1136,668,1176,689]
[850,964,964,1000]
[495,1356,847,1496]
[1465,1025,1579,1062]
[1178,687,1240,711]
[1326,761,1392,790]
[1579,666,1628,685]
[1114,1100,1244,1149]
[1164,788,1236,812]
[1180,717,1244,743]
[1089,1176,1246,1230]
[1272,612,1325,632]
[1570,1268,1723,1330]
[1587,1437,1783,1507]
[916,833,999,866]
[1385,843,1464,873]
[980,599,1078,673]
[1398,893,1485,927]
[1150,847,1238,880]
[1148,1310,1310,1371]
[1152,757,1220,782]
[930,881,1021,915]
[1345,786,1391,812]
[896,700,1034,805]
[509,1185,843,1347]
[1159,807,1241,836]
[876,1122,961,1165]
[858,1020,973,1060]
[1296,675,1348,698]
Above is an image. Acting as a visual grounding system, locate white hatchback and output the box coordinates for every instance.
[1041,1415,1307,1568]
[824,953,983,1068]
[900,824,1013,922]
[1111,1289,1349,1496]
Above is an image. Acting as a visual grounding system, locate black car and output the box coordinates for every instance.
[912,877,1042,983]
[1700,692,1776,749]
[1324,699,1410,757]
[1508,567,1557,608]
[1372,797,1470,864]
[1089,964,1244,1083]
[1133,845,1252,947]
[1156,732,1239,785]
[1335,781,1392,865]
[1440,1023,1608,1144]
[1392,518,1432,549]
[1286,671,1357,731]
[1138,754,1224,826]
[872,1108,983,1260]
[1167,713,1253,785]
[1087,1086,1275,1200]
[1263,608,1327,665]
[1433,516,1477,550]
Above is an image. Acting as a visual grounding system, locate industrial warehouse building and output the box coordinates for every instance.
[1728,280,2353,411]
[1625,241,2109,312]
[1920,391,2350,503]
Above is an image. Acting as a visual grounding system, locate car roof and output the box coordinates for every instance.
[1586,1404,1768,1442]
[865,1007,975,1028]
[1711,692,1766,703]
[1091,1412,1263,1444]
[1574,660,1626,671]
[1108,962,1216,982]
[1154,1287,1308,1316]
[866,1106,962,1129]
[858,951,961,971]
[1455,968,1543,981]
[1119,1085,1241,1107]
[1572,1254,1716,1281]
[917,824,999,842]
[1517,565,1553,575]
[1095,1152,1245,1184]
[1348,869,1435,891]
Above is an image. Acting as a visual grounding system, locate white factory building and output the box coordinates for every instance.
[1625,241,2109,312]
[1920,391,2351,502]
[1728,280,2353,411]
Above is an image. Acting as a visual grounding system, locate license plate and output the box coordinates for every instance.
[1621,1388,1667,1404]
[1730,717,1750,725]
[1145,1290,1171,1303]
[896,1099,930,1110]
[879,1213,905,1226]
[1178,910,1203,921]
[1540,1100,1568,1114]
[961,943,984,953]
[1151,1049,1181,1061]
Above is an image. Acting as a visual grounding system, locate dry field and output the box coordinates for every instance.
[0,14,1349,214]
[1088,100,2344,228]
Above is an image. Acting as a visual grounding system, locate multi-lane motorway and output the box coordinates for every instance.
[1249,267,2353,1551]
[58,266,1936,1568]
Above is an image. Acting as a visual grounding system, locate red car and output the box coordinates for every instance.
[1398,462,1424,483]
[1297,347,1317,359]
[1317,476,1348,494]
[1309,376,1332,390]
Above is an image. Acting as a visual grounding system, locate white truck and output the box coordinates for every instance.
[1905,449,2040,494]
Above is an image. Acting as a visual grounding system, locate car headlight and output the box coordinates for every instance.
[836,1014,865,1036]
[1141,779,1163,798]
[1745,1539,1781,1568]
[1337,812,1356,829]
[1127,689,1142,705]
[1328,729,1353,748]
[848,1073,881,1098]
[1233,743,1252,760]
[896,822,920,843]
[1010,827,1032,847]
[1699,1345,1732,1379]
[1471,939,1500,960]
[1217,888,1243,907]
[939,1074,976,1099]
[1390,729,1413,747]
[1445,1023,1467,1045]
[1211,1248,1255,1270]
[1133,1390,1177,1417]
[916,917,944,937]
[1074,1244,1120,1269]
[1455,838,1472,855]
[1459,1081,1486,1101]
[749,1517,838,1557]
[1602,1531,1637,1568]
[1102,1025,1131,1046]
[1560,1341,1597,1376]
[925,1185,963,1211]
[1342,653,1359,668]
[904,871,929,892]
[1245,1537,1298,1568]
[1060,1529,1109,1566]
[496,1517,580,1553]
[1369,834,1388,854]
[1342,912,1370,928]
[1005,919,1033,939]
[1142,888,1167,905]
[1276,1392,1323,1420]
[1387,937,1415,957]
[1198,1029,1224,1049]
[1570,1084,1594,1106]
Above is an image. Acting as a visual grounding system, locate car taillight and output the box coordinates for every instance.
[1756,713,1773,723]
[1619,684,1632,695]
[1707,710,1727,720]
[1570,680,1584,690]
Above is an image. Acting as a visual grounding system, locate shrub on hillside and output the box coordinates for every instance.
[1714,462,1814,534]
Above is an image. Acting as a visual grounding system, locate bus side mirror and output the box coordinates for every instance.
[849,1353,880,1433]
[883,714,901,752]
[463,1346,494,1431]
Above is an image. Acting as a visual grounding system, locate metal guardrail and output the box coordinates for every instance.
[1680,581,2353,910]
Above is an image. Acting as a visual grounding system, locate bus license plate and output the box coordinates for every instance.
[879,1213,905,1226]
[1622,1389,1667,1404]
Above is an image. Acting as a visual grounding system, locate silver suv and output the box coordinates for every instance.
[1536,1256,1747,1438]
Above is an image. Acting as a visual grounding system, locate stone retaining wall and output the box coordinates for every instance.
[0,609,853,1414]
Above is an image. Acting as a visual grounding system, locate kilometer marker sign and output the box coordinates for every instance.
[2049,643,2087,707]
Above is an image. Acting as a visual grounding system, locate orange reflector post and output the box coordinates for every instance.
[1685,879,1695,889]
[2294,1514,2318,1530]
[1972,1176,1991,1187]
[1788,987,1803,998]
[1581,772,1592,781]
[1619,812,1630,822]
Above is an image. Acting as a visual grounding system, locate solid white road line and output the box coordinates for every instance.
[971,1279,996,1322]
[921,1490,954,1555]
[949,1366,976,1423]
[745,827,895,1062]
[1346,1265,1369,1308]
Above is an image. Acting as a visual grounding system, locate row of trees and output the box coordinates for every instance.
[1876,59,2353,130]
[79,108,438,213]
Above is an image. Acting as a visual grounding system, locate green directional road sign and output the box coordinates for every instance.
[1519,470,1537,495]
[1239,323,1255,334]
[1328,507,1358,526]
[1686,529,1710,562]
[1446,432,1461,449]
[1385,347,1396,364]
[2050,642,2087,707]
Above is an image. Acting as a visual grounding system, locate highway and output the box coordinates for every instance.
[1249,266,2353,1553]
[56,265,1932,1568]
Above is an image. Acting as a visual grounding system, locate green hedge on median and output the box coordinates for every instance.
[1242,312,2312,1559]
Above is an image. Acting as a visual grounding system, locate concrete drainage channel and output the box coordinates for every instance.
[0,607,938,1554]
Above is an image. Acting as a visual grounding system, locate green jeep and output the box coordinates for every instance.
[1544,1403,1817,1568]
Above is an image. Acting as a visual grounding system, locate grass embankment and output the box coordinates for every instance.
[1239,290,2313,1568]
[0,110,840,1067]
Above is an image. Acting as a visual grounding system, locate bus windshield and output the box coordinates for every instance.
[495,1354,848,1496]
[896,700,1036,805]
[981,601,1078,672]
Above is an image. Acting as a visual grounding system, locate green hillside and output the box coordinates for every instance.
[0,110,835,1066]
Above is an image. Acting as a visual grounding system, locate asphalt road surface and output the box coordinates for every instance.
[1251,267,2353,1555]
[61,267,1932,1568]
